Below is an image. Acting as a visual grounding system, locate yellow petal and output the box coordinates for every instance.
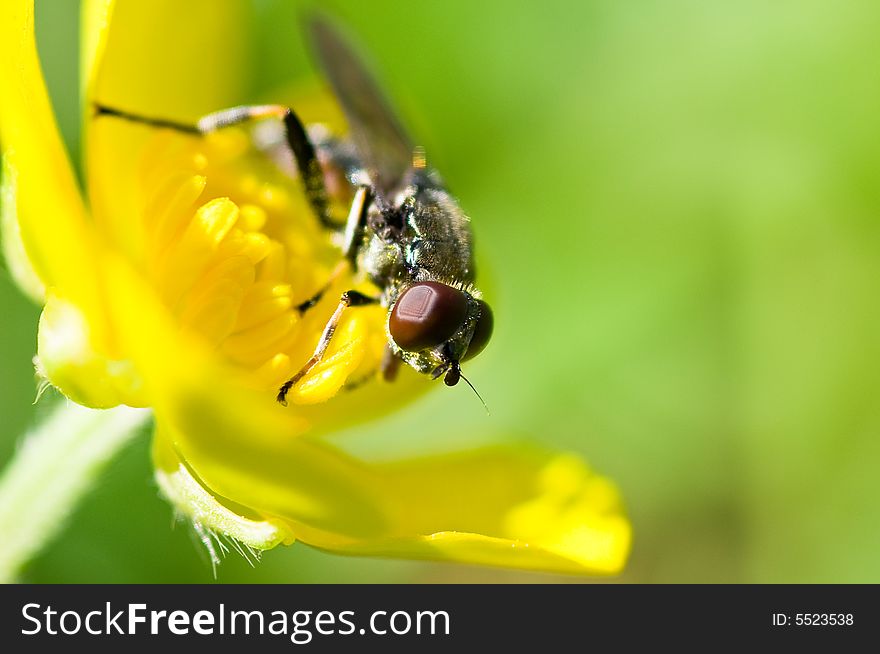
[161,368,629,574]
[87,0,252,120]
[0,1,103,320]
[1,154,45,302]
[291,447,631,576]
[37,291,144,408]
[153,434,293,551]
[81,0,115,109]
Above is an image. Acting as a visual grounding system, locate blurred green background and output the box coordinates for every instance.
[3,0,880,582]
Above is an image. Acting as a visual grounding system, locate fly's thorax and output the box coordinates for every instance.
[401,187,476,284]
[356,182,476,291]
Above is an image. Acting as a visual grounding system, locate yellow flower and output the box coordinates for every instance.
[0,0,631,575]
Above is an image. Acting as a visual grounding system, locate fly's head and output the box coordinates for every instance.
[387,281,493,386]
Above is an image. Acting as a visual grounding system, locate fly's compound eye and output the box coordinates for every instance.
[463,300,493,361]
[389,282,469,351]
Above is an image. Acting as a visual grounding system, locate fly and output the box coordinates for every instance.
[94,16,493,406]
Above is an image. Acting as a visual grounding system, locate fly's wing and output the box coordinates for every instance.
[309,16,414,199]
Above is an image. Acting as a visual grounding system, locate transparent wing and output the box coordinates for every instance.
[309,16,414,198]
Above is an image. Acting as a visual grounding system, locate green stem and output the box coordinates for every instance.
[0,401,150,582]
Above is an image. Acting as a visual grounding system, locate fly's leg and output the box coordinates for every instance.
[292,184,372,315]
[279,185,377,404]
[276,290,379,406]
[380,345,402,382]
[342,185,371,265]
[197,105,335,229]
[93,103,335,229]
[92,105,201,133]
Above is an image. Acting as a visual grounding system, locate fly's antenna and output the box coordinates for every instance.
[459,370,489,415]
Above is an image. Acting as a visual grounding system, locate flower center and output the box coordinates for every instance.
[134,127,386,403]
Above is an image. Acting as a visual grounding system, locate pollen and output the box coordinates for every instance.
[135,128,385,403]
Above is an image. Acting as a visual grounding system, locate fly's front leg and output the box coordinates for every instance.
[277,290,379,406]
[94,103,335,229]
[197,105,335,229]
[193,104,291,131]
